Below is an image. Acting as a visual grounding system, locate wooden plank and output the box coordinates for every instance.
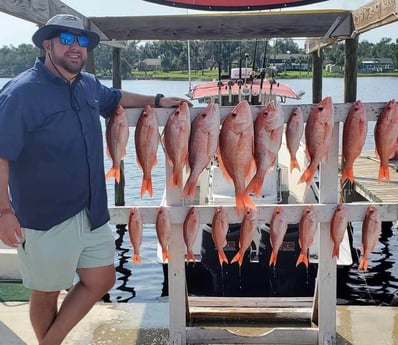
[189,306,312,321]
[186,327,318,344]
[188,296,313,308]
[0,0,109,40]
[352,0,398,34]
[108,203,398,225]
[123,102,387,127]
[89,10,353,41]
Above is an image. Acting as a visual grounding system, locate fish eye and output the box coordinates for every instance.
[319,106,324,111]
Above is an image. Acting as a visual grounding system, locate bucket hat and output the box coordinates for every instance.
[32,14,100,51]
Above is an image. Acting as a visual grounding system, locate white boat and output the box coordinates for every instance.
[188,67,305,106]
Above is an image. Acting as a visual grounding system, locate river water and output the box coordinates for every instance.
[1,76,398,305]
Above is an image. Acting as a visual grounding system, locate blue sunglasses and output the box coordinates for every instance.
[59,32,90,48]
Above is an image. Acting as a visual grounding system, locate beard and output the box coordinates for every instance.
[51,53,86,75]
[48,42,87,75]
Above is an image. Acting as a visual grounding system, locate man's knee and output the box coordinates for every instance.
[78,265,115,294]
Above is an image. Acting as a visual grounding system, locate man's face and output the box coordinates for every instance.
[48,32,88,75]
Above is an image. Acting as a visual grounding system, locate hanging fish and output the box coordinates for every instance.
[162,101,191,188]
[105,105,129,183]
[135,105,160,198]
[183,206,200,262]
[231,207,258,267]
[296,205,318,268]
[286,106,304,173]
[374,99,398,182]
[183,103,220,199]
[218,100,256,211]
[299,96,334,186]
[246,101,283,198]
[156,206,172,262]
[269,206,288,267]
[341,100,367,184]
[128,207,143,263]
[330,204,348,259]
[358,204,381,272]
[211,206,229,266]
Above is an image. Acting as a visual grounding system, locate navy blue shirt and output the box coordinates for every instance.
[0,58,122,230]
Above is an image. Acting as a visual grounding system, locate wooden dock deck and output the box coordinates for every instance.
[351,150,398,203]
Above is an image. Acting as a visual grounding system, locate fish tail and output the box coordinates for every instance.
[169,168,183,188]
[269,251,278,267]
[230,251,243,266]
[246,174,265,198]
[186,250,196,263]
[295,253,309,268]
[162,250,170,263]
[105,167,121,183]
[358,258,368,272]
[332,245,340,259]
[235,192,256,212]
[132,253,141,264]
[377,166,390,182]
[141,177,153,198]
[217,250,229,266]
[182,177,196,199]
[290,157,301,173]
[298,163,317,185]
[341,167,354,184]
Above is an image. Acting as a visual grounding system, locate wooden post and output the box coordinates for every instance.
[344,38,358,103]
[112,47,125,206]
[312,50,323,104]
[85,51,96,74]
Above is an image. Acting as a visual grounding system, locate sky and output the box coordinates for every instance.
[0,0,397,47]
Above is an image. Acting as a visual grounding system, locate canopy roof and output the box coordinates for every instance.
[142,0,328,11]
[90,10,353,42]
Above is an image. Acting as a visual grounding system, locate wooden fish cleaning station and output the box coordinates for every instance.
[2,1,398,344]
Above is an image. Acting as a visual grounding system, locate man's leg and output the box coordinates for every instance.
[38,264,115,345]
[29,290,60,342]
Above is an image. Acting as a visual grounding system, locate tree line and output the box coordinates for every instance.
[1,38,397,78]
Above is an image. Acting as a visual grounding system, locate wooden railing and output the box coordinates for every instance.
[108,102,398,345]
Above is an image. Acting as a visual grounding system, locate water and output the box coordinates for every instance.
[1,76,398,305]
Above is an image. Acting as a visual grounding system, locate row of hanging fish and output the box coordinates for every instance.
[104,98,398,210]
[128,203,381,272]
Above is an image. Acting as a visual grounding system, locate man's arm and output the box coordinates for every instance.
[118,91,192,108]
[0,158,22,247]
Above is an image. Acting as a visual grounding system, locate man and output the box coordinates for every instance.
[0,14,189,345]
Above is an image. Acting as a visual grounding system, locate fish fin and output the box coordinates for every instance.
[141,177,153,198]
[230,251,243,266]
[217,250,228,266]
[246,173,265,198]
[132,253,141,264]
[295,253,309,268]
[332,245,340,259]
[377,166,390,182]
[216,151,233,182]
[290,158,301,173]
[105,167,121,183]
[269,251,278,267]
[186,250,196,263]
[341,167,354,184]
[358,258,368,272]
[235,192,256,212]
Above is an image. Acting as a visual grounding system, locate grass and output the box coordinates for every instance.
[121,69,398,81]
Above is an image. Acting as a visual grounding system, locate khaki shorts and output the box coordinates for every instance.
[17,209,115,292]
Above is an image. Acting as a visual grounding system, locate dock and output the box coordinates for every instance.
[350,150,398,203]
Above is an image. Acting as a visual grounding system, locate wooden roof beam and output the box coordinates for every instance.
[0,0,109,41]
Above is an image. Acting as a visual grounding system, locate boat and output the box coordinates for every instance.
[187,67,305,106]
